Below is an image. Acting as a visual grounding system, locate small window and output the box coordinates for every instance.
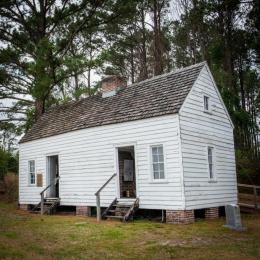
[207,147,214,179]
[204,95,209,111]
[28,160,36,185]
[151,145,165,179]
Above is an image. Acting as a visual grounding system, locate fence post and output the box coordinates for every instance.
[41,192,44,215]
[96,193,101,221]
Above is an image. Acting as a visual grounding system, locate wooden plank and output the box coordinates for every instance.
[238,193,255,200]
[238,184,260,189]
[37,174,43,187]
[237,183,260,210]
[238,195,260,204]
[239,203,256,208]
[238,184,260,210]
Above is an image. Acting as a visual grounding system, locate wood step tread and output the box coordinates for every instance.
[109,204,131,207]
[116,205,131,208]
[106,215,124,219]
[108,209,128,213]
[29,211,40,214]
[108,209,116,212]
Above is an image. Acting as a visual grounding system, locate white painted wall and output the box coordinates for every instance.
[179,65,238,210]
[19,114,185,210]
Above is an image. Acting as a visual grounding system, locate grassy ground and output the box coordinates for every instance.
[0,202,259,259]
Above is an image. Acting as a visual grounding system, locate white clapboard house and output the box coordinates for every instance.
[19,62,237,223]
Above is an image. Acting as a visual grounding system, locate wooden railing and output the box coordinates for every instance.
[40,177,60,215]
[95,173,116,221]
[238,183,260,211]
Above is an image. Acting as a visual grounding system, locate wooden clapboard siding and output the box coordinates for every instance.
[19,114,184,210]
[19,63,238,212]
[179,65,237,210]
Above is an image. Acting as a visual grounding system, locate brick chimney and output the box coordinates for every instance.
[101,75,127,98]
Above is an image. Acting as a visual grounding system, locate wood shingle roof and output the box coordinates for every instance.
[20,62,206,143]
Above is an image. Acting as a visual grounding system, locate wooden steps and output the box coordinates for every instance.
[106,215,124,220]
[102,198,139,222]
[30,197,60,215]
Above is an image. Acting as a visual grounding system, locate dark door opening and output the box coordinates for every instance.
[47,155,59,198]
[118,146,136,198]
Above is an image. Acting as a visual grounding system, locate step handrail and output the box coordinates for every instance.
[95,173,116,221]
[40,176,60,196]
[40,176,60,215]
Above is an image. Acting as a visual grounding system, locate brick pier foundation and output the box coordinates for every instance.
[166,210,195,224]
[76,206,91,217]
[19,204,29,211]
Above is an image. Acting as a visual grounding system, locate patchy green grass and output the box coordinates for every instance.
[0,202,259,259]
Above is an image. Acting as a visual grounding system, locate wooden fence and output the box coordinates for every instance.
[238,184,260,211]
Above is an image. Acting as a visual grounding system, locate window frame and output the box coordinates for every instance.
[207,146,216,182]
[28,160,36,186]
[150,144,167,182]
[203,95,211,113]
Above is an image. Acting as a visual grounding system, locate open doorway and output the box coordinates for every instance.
[117,146,136,198]
[46,155,59,198]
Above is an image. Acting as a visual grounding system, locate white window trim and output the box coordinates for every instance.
[149,144,168,183]
[203,95,212,114]
[28,160,37,186]
[207,146,217,183]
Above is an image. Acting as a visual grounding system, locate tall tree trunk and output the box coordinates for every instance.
[238,60,246,110]
[130,45,135,83]
[139,5,148,80]
[35,99,45,120]
[221,2,237,96]
[87,68,91,95]
[153,0,164,75]
[74,73,79,100]
[87,34,93,96]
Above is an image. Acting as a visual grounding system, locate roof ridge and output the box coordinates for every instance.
[128,61,207,88]
[45,61,206,115]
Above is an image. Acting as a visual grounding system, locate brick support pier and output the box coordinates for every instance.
[19,204,29,211]
[205,207,219,219]
[166,210,195,224]
[76,206,91,217]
